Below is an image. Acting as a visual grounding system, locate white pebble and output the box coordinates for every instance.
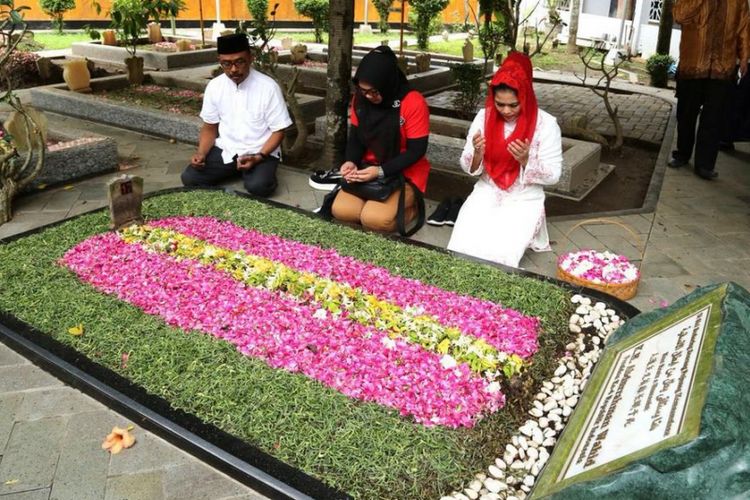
[464,488,479,500]
[475,473,487,481]
[571,294,582,303]
[511,460,526,470]
[489,465,504,479]
[594,302,606,310]
[495,458,507,470]
[454,493,470,500]
[520,484,531,492]
[542,437,556,447]
[562,405,572,417]
[518,436,529,450]
[554,364,567,376]
[538,417,549,428]
[523,475,535,487]
[484,478,506,494]
[570,324,582,333]
[480,494,501,500]
[543,400,558,412]
[566,396,579,407]
[531,427,544,445]
[592,336,601,345]
[506,444,518,456]
[581,297,591,306]
[469,480,483,491]
[529,408,543,418]
[526,447,539,460]
[575,305,588,315]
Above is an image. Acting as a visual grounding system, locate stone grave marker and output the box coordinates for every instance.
[531,283,750,499]
[107,174,144,230]
[3,106,47,151]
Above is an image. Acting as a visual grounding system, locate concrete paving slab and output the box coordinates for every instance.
[0,366,61,394]
[15,388,100,422]
[49,416,110,500]
[0,393,23,453]
[161,463,251,500]
[0,345,26,367]
[104,471,165,500]
[0,488,51,500]
[107,433,191,476]
[0,417,67,495]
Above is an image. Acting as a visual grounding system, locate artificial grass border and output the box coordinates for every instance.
[0,189,639,499]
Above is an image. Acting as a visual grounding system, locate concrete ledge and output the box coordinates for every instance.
[71,39,217,70]
[26,132,118,191]
[30,75,324,145]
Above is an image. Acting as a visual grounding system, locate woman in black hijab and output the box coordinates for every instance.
[331,46,431,234]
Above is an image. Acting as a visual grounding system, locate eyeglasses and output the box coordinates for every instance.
[356,86,381,98]
[219,58,248,69]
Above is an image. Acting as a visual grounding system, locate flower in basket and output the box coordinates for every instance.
[153,41,178,53]
[558,249,639,285]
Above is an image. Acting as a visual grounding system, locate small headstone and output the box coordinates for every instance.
[359,24,373,35]
[176,39,192,52]
[533,283,750,498]
[442,29,450,41]
[281,37,294,50]
[35,57,62,82]
[462,39,474,62]
[3,106,47,151]
[290,44,307,64]
[107,174,144,230]
[415,52,431,72]
[397,55,408,75]
[147,22,163,43]
[102,29,117,46]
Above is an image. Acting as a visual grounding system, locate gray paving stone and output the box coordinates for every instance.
[107,433,190,476]
[0,366,61,394]
[104,471,164,500]
[0,417,67,495]
[48,413,111,500]
[161,463,248,500]
[40,190,81,213]
[0,393,23,452]
[0,345,26,367]
[15,388,100,422]
[0,488,51,500]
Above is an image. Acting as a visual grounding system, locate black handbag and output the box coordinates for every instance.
[340,175,402,202]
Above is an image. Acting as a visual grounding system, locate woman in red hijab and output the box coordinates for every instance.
[447,53,563,268]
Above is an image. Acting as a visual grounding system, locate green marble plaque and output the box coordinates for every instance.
[532,283,750,499]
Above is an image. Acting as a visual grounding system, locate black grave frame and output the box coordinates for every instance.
[0,187,640,499]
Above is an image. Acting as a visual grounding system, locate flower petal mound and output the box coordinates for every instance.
[61,217,542,428]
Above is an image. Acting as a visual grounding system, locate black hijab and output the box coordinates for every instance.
[352,46,411,165]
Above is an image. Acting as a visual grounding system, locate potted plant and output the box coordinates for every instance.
[108,0,183,84]
[646,53,675,88]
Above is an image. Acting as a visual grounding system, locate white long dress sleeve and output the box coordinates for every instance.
[447,108,563,268]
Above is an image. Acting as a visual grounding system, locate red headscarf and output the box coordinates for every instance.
[483,52,538,190]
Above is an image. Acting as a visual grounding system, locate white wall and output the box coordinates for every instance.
[637,24,682,59]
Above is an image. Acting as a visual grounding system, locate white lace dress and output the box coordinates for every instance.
[447,108,563,268]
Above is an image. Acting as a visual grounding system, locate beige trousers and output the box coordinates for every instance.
[332,184,417,233]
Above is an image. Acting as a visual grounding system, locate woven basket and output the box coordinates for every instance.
[556,218,642,301]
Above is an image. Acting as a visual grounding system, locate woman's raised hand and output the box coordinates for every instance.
[508,138,530,166]
[472,131,486,156]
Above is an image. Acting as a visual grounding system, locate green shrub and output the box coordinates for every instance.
[373,0,393,34]
[109,0,183,56]
[409,0,449,50]
[38,0,75,33]
[294,0,328,43]
[450,63,485,119]
[246,0,268,23]
[646,53,674,88]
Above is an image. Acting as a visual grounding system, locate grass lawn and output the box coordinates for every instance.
[31,31,92,50]
[531,45,650,84]
[0,190,574,499]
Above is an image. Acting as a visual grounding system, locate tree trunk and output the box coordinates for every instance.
[566,0,581,54]
[0,178,18,225]
[320,0,355,168]
[655,0,675,55]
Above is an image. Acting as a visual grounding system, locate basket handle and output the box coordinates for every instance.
[563,218,645,262]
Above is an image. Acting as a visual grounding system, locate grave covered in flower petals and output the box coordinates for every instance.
[0,190,638,499]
